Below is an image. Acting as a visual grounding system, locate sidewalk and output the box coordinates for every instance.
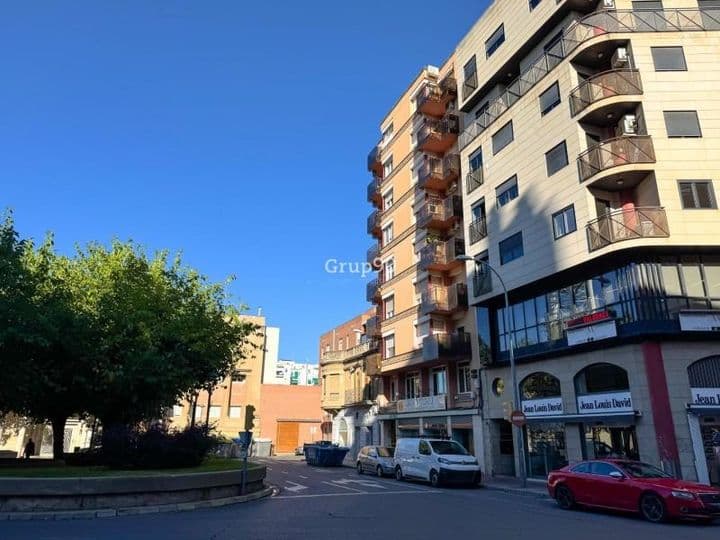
[482,475,550,499]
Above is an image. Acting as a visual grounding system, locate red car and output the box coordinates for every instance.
[547,459,720,523]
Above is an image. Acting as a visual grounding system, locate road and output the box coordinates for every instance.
[2,457,718,539]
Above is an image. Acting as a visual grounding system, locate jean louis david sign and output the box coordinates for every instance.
[577,391,633,414]
[690,388,720,406]
[679,311,720,332]
[521,397,563,417]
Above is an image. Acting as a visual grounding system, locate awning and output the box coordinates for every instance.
[526,411,640,424]
[687,405,720,416]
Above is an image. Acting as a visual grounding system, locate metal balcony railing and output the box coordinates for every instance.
[367,144,382,174]
[569,68,643,117]
[577,135,655,183]
[466,169,484,194]
[417,195,462,228]
[462,71,478,102]
[459,7,720,149]
[417,115,460,150]
[418,154,460,189]
[421,283,468,315]
[367,244,379,265]
[586,206,669,252]
[366,278,379,303]
[469,216,488,244]
[419,238,465,271]
[367,176,381,204]
[367,210,381,235]
[365,315,380,338]
[423,332,472,361]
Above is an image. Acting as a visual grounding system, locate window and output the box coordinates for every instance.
[475,101,489,120]
[384,295,395,320]
[469,148,483,172]
[194,406,204,420]
[699,1,720,30]
[651,46,687,71]
[590,462,622,477]
[232,372,247,383]
[419,440,432,455]
[664,110,702,137]
[383,258,395,280]
[229,406,242,418]
[383,156,394,176]
[382,223,394,245]
[499,232,524,265]
[381,123,394,145]
[678,181,717,209]
[496,175,519,208]
[529,0,542,9]
[485,24,505,58]
[545,141,569,175]
[571,462,591,474]
[172,405,183,417]
[384,334,396,358]
[492,120,514,154]
[431,368,447,395]
[209,406,221,419]
[405,372,420,398]
[463,56,478,97]
[382,188,394,210]
[458,362,472,394]
[539,82,561,115]
[552,205,577,239]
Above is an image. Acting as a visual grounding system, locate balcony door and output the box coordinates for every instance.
[431,368,447,396]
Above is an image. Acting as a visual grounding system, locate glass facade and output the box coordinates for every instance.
[478,255,720,362]
[525,424,567,478]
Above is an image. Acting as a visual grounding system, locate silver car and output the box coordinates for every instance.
[356,446,395,477]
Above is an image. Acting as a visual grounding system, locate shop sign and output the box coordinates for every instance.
[577,391,633,414]
[521,397,564,417]
[565,310,611,328]
[690,387,720,406]
[397,394,446,413]
[566,319,617,346]
[679,311,720,332]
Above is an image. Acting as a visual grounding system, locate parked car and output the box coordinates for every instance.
[356,446,395,477]
[393,438,482,487]
[547,459,720,523]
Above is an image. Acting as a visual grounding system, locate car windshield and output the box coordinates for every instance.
[618,462,672,479]
[377,447,393,458]
[430,441,468,455]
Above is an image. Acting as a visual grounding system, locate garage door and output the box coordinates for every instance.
[276,422,300,454]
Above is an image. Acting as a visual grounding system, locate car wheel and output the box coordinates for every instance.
[640,493,667,523]
[555,485,575,510]
[429,469,440,488]
[395,466,404,481]
[376,466,383,478]
[357,462,363,475]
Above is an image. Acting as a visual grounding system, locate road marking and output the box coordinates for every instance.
[284,481,308,493]
[322,481,365,493]
[272,490,441,500]
[298,475,308,479]
[333,478,388,490]
[280,470,289,474]
[267,467,273,470]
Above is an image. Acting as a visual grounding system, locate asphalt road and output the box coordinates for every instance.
[2,457,718,540]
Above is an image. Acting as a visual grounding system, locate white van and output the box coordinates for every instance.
[393,438,482,487]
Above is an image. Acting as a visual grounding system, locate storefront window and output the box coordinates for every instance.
[575,363,629,395]
[521,372,561,400]
[584,425,639,461]
[525,424,567,478]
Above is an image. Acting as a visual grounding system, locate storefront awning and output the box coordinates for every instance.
[526,411,640,424]
[687,405,720,416]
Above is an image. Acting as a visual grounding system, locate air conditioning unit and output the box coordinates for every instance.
[603,0,615,9]
[611,47,629,68]
[621,114,637,135]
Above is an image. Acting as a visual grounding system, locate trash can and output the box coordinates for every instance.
[303,442,349,467]
[253,438,272,457]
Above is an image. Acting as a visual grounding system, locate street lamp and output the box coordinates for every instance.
[457,254,527,488]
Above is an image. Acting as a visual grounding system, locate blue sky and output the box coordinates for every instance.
[1,1,486,363]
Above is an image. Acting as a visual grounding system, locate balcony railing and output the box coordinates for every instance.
[322,340,377,364]
[367,176,382,206]
[366,278,380,303]
[423,332,472,361]
[466,169,484,194]
[365,315,380,338]
[459,7,720,149]
[586,206,669,252]
[396,394,447,414]
[367,144,383,176]
[469,216,488,244]
[367,210,381,236]
[577,135,655,183]
[417,115,460,153]
[417,195,462,229]
[419,238,465,272]
[569,69,643,117]
[462,71,478,102]
[418,154,460,191]
[367,244,379,265]
[473,266,493,297]
[421,283,468,316]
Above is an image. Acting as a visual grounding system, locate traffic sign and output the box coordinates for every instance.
[510,410,527,427]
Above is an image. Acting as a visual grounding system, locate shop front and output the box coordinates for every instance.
[686,355,720,486]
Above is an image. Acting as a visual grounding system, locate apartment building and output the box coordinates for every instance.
[319,308,381,458]
[455,0,720,484]
[366,57,481,455]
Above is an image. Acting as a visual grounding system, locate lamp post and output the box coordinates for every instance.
[457,254,527,488]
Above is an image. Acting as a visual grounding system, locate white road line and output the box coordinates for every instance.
[322,481,365,493]
[284,481,308,493]
[266,467,273,470]
[272,490,441,500]
[298,475,308,479]
[280,470,289,474]
[389,482,435,492]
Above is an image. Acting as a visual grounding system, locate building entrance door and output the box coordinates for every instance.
[583,425,639,460]
[701,420,720,486]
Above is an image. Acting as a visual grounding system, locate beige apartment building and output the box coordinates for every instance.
[319,308,382,458]
[366,57,480,454]
[453,0,720,484]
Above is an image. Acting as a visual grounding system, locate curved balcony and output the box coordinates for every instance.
[586,206,669,252]
[367,210,381,238]
[420,283,468,316]
[417,75,457,118]
[417,115,459,154]
[366,278,380,303]
[367,176,382,207]
[569,69,643,120]
[577,135,655,187]
[419,238,465,272]
[367,144,383,177]
[418,154,460,192]
[417,195,462,231]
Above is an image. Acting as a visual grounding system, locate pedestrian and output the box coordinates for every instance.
[23,438,35,460]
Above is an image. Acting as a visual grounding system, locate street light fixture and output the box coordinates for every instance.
[457,254,527,488]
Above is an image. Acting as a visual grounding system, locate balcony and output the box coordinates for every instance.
[419,238,465,272]
[420,283,468,316]
[577,135,655,187]
[466,169,484,194]
[367,176,382,207]
[396,394,447,414]
[321,392,343,410]
[365,315,380,338]
[417,195,462,231]
[367,210,382,238]
[422,332,472,361]
[367,144,383,177]
[569,69,643,120]
[366,278,380,303]
[472,266,493,297]
[321,340,377,364]
[416,75,457,118]
[418,154,460,192]
[469,216,487,244]
[367,244,379,265]
[417,115,460,154]
[586,206,669,252]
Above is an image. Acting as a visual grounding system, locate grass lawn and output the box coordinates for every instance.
[0,457,262,478]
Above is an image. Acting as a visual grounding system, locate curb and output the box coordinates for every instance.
[482,483,550,500]
[0,485,273,521]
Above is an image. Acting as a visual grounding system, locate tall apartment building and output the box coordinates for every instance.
[455,0,720,484]
[366,57,480,454]
[319,308,381,458]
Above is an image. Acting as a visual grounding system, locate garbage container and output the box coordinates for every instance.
[253,438,272,457]
[303,442,349,467]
